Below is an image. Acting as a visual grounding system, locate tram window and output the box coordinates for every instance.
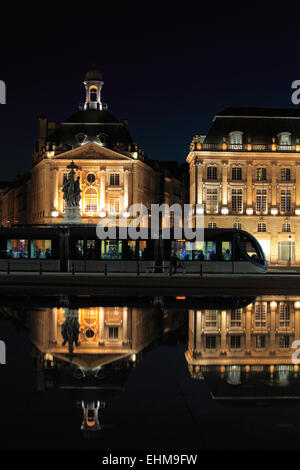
[101,240,122,259]
[204,241,217,260]
[75,240,84,259]
[222,241,232,260]
[125,241,137,259]
[241,236,263,264]
[86,240,95,259]
[171,240,192,260]
[7,239,28,259]
[139,241,152,260]
[30,240,52,259]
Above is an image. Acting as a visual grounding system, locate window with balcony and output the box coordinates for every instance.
[109,198,120,214]
[256,189,267,213]
[206,188,218,213]
[281,168,291,181]
[232,189,243,213]
[280,190,291,213]
[258,223,267,232]
[256,167,267,182]
[84,188,98,214]
[110,173,120,186]
[232,167,242,180]
[207,166,217,180]
[282,223,291,232]
[279,304,290,327]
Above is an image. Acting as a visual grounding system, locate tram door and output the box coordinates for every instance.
[59,229,69,272]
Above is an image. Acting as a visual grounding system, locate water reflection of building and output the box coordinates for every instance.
[29,305,160,433]
[186,296,300,399]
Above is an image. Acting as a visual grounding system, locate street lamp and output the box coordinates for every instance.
[288,235,292,268]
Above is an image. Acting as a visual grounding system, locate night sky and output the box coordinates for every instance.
[1,7,300,181]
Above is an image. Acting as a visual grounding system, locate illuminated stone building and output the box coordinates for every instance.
[188,107,300,265]
[1,68,186,227]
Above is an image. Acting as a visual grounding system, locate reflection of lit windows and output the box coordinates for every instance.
[279,304,290,327]
[255,304,266,327]
[208,222,217,228]
[230,336,241,349]
[279,336,290,348]
[110,173,120,186]
[231,309,242,327]
[206,336,216,349]
[108,327,119,339]
[207,166,217,180]
[255,335,265,348]
[205,311,217,327]
[206,188,218,213]
[233,222,242,230]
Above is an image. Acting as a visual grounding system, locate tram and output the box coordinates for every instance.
[0,226,267,273]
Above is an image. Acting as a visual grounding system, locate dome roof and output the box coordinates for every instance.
[85,68,103,82]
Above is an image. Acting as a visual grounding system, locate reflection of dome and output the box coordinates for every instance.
[85,68,103,82]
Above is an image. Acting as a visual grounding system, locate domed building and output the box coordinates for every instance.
[1,69,186,230]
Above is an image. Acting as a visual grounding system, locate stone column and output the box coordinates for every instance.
[51,308,57,344]
[294,302,300,340]
[196,311,202,352]
[124,170,129,212]
[52,168,59,212]
[123,307,128,344]
[245,304,252,352]
[296,163,300,210]
[99,307,104,344]
[100,170,106,212]
[270,301,277,352]
[221,310,227,352]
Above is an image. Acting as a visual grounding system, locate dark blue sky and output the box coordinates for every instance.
[1,7,300,180]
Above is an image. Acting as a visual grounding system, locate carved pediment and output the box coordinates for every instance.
[54,142,132,161]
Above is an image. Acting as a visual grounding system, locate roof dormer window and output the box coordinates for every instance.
[278,132,291,150]
[229,131,243,150]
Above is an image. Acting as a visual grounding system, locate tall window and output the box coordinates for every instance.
[205,311,217,327]
[231,309,242,327]
[255,303,266,327]
[281,168,291,181]
[256,168,267,181]
[108,327,119,339]
[109,198,120,214]
[258,223,267,232]
[281,190,291,212]
[208,222,217,228]
[230,336,241,349]
[207,166,217,180]
[232,167,242,180]
[279,336,290,348]
[256,189,267,213]
[232,189,243,213]
[110,173,120,186]
[206,188,218,213]
[233,222,242,230]
[279,304,290,327]
[89,86,98,102]
[206,336,216,349]
[84,188,98,214]
[255,335,266,348]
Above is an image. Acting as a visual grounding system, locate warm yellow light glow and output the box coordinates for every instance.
[99,210,106,218]
[246,208,253,215]
[132,152,138,159]
[123,211,130,218]
[51,211,59,217]
[296,209,300,216]
[196,142,202,150]
[221,207,229,215]
[245,365,250,373]
[271,208,278,215]
[270,301,277,308]
[46,151,55,158]
[295,302,300,309]
[196,206,204,215]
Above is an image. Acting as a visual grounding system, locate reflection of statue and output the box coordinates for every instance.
[62,161,81,208]
[61,308,80,360]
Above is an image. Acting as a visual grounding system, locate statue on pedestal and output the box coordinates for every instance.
[62,161,82,222]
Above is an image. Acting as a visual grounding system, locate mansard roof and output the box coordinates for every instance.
[47,108,132,149]
[204,106,300,145]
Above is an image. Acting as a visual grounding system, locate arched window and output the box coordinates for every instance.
[89,86,98,102]
[278,132,291,149]
[229,131,243,149]
[84,188,98,214]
